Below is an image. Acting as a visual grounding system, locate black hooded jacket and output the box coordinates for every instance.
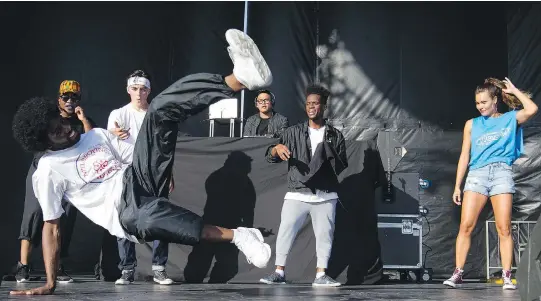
[266,121,348,193]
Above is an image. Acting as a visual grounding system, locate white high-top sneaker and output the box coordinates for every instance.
[233,227,271,268]
[443,268,463,288]
[225,29,273,90]
[502,270,517,290]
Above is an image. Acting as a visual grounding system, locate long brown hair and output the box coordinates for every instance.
[475,78,531,109]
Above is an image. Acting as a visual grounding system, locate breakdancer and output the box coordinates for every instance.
[13,80,94,284]
[10,29,272,295]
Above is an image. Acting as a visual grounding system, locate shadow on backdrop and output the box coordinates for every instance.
[184,151,256,283]
[95,230,122,281]
[327,140,386,284]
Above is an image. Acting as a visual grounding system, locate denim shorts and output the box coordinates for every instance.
[464,162,515,197]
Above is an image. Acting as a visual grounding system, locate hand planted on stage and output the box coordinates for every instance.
[74,106,87,121]
[10,284,55,296]
[502,77,518,95]
[452,188,462,205]
[111,121,130,140]
[273,144,291,161]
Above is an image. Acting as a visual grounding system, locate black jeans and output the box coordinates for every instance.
[117,238,168,271]
[118,73,236,245]
[19,161,78,259]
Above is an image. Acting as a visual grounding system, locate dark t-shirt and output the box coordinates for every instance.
[256,117,270,136]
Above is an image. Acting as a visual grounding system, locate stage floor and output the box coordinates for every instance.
[0,278,520,300]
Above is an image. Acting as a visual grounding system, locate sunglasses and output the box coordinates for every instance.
[60,94,81,102]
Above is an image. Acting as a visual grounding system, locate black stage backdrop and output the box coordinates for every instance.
[132,137,384,284]
[0,4,32,277]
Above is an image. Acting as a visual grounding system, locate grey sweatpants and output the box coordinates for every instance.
[275,199,338,268]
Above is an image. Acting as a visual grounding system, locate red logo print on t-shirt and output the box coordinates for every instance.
[76,144,122,183]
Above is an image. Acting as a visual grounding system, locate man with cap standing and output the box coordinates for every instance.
[11,80,95,284]
[57,80,94,133]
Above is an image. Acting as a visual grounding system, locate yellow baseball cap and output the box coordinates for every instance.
[59,80,81,95]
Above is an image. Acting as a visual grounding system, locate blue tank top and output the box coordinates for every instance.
[469,110,523,170]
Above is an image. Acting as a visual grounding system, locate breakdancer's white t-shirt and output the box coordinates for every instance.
[107,103,147,146]
[32,128,139,242]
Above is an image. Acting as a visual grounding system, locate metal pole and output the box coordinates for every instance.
[315,1,319,83]
[486,221,490,280]
[240,1,249,137]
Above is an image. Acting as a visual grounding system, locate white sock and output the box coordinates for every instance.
[232,229,242,244]
[275,269,285,277]
[316,272,325,279]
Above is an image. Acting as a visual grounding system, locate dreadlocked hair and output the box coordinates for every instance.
[475,78,532,109]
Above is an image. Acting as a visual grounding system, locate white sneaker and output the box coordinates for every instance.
[237,227,264,242]
[502,270,517,290]
[233,228,271,268]
[225,29,272,90]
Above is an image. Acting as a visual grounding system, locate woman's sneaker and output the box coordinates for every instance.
[502,270,517,290]
[443,268,463,288]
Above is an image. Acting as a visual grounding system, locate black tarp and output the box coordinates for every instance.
[0,3,31,276]
[508,3,541,127]
[506,4,541,273]
[132,137,384,284]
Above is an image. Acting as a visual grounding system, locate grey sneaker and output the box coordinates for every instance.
[225,29,273,90]
[260,272,286,284]
[115,269,134,285]
[57,264,74,283]
[312,274,341,287]
[153,270,174,285]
